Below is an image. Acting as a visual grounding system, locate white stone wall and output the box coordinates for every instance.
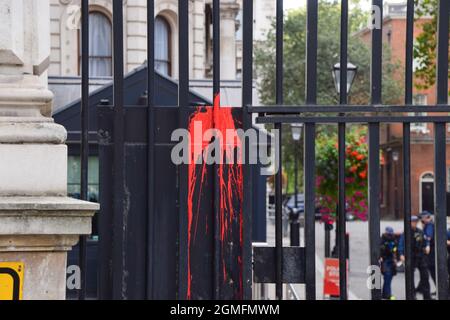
[252,0,275,41]
[126,0,148,71]
[0,0,51,87]
[48,0,274,80]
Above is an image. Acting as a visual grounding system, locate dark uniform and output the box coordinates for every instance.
[447,230,450,295]
[421,213,436,285]
[380,227,397,299]
[399,221,431,300]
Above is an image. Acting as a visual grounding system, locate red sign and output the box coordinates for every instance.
[323,258,348,298]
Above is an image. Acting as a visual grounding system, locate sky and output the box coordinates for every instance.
[283,0,406,12]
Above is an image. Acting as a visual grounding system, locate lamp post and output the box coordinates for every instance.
[289,124,303,247]
[332,62,358,96]
[331,62,358,259]
[291,124,303,208]
[392,150,400,220]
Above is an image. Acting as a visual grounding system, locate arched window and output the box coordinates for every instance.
[420,172,434,213]
[155,16,171,76]
[79,11,112,77]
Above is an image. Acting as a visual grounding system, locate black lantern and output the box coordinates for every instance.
[291,123,303,142]
[332,62,358,95]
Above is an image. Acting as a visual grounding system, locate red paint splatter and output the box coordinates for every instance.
[186,94,244,299]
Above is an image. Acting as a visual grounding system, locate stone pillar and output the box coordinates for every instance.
[126,0,148,72]
[220,0,239,80]
[0,0,97,300]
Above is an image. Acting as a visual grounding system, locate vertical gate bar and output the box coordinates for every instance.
[368,123,381,300]
[337,120,347,300]
[338,0,348,106]
[292,144,300,247]
[241,0,253,300]
[274,122,283,300]
[274,0,284,300]
[212,0,221,300]
[338,0,348,300]
[434,0,449,300]
[178,0,190,300]
[434,123,448,300]
[79,0,89,301]
[305,0,318,301]
[146,0,155,300]
[371,0,382,107]
[403,0,414,301]
[112,0,125,300]
[403,124,413,300]
[436,0,449,107]
[304,123,316,300]
[404,0,414,107]
[276,0,283,105]
[369,0,383,301]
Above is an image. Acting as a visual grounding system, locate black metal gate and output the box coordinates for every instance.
[76,0,450,300]
[92,0,253,300]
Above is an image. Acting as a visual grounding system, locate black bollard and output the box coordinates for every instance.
[289,208,300,247]
[325,222,333,258]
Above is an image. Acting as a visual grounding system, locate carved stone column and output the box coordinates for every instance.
[220,0,240,80]
[0,0,97,300]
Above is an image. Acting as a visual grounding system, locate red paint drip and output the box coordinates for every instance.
[186,94,244,299]
[187,107,213,300]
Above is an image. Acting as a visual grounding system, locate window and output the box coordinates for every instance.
[414,94,427,105]
[410,94,429,134]
[155,16,171,76]
[67,156,99,203]
[79,12,112,77]
[68,156,99,238]
[447,168,450,192]
[204,5,213,76]
[420,173,434,213]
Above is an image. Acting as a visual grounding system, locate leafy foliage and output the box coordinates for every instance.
[316,126,369,222]
[254,1,404,107]
[254,2,404,215]
[413,0,450,93]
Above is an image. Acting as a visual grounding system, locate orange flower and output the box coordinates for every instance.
[350,166,358,173]
[351,151,359,157]
[359,171,367,179]
[357,154,365,161]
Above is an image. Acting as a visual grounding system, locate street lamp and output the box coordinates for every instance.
[290,123,303,247]
[392,150,400,162]
[291,124,303,142]
[291,124,303,208]
[330,62,358,262]
[332,62,358,95]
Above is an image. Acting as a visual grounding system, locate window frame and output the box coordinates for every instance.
[155,15,172,77]
[409,94,429,134]
[77,10,113,77]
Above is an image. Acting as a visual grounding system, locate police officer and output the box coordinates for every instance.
[399,215,431,300]
[420,211,435,286]
[380,226,398,300]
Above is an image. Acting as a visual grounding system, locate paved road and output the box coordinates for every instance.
[265,219,438,300]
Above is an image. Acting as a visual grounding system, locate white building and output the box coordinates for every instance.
[49,0,276,109]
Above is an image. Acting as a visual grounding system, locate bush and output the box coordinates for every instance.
[316,126,368,223]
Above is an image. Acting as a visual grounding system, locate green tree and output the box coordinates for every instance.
[255,1,403,107]
[413,0,449,93]
[255,1,404,195]
[316,126,369,222]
